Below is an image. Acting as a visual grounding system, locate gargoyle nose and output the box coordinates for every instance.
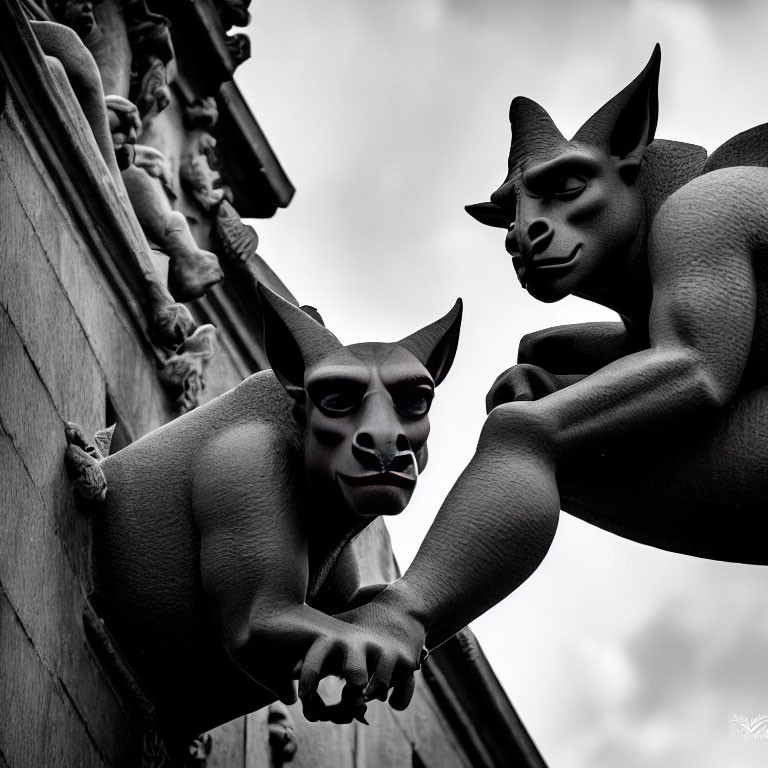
[526,218,554,255]
[353,432,413,472]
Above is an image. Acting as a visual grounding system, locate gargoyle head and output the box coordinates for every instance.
[467,45,661,304]
[51,0,103,40]
[260,286,462,518]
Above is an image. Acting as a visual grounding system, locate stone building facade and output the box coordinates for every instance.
[0,1,546,765]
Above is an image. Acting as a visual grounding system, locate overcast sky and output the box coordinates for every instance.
[238,2,768,765]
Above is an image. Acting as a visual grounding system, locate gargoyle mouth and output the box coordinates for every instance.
[530,243,582,270]
[517,244,582,287]
[339,471,416,490]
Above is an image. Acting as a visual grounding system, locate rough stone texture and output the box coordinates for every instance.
[0,81,154,766]
[205,718,245,768]
[0,98,174,439]
[0,590,108,768]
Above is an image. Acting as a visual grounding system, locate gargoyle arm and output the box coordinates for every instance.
[485,321,641,408]
[545,179,757,455]
[517,320,639,374]
[191,423,371,704]
[363,175,760,653]
[310,543,361,613]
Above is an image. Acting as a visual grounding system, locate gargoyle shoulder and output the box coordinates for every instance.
[648,167,768,283]
[653,166,768,239]
[190,418,301,536]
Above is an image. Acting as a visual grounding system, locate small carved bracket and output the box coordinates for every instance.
[64,421,113,504]
[184,733,213,767]
[159,324,217,414]
[267,702,297,766]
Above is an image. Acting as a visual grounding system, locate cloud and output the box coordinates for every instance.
[581,569,768,768]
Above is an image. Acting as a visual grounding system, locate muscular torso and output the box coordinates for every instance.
[94,372,308,735]
[649,166,768,392]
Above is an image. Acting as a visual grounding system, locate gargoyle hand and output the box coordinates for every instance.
[486,363,563,413]
[298,588,426,721]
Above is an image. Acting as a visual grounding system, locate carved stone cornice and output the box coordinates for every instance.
[214,81,294,217]
[145,0,293,217]
[152,0,242,89]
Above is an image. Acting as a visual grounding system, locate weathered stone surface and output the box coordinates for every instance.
[0,590,109,768]
[0,96,175,438]
[283,708,355,768]
[0,426,144,767]
[0,309,144,767]
[243,713,270,768]
[0,303,96,581]
[205,717,245,768]
[403,686,473,768]
[354,706,414,768]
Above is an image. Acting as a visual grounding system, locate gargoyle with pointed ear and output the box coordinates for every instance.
[83,286,461,746]
[309,45,768,712]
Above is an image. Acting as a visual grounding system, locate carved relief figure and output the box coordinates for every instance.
[178,97,290,302]
[299,45,768,713]
[72,0,224,302]
[71,287,461,744]
[50,0,103,42]
[29,18,195,346]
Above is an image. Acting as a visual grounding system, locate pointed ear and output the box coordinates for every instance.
[507,96,569,172]
[398,299,463,386]
[573,44,660,169]
[509,96,566,151]
[465,202,513,229]
[258,284,342,399]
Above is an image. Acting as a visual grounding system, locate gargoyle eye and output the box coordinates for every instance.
[553,176,587,201]
[392,385,434,419]
[317,392,359,417]
[308,381,366,417]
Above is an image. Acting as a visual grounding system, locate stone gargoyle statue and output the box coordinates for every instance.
[289,45,768,715]
[66,285,462,745]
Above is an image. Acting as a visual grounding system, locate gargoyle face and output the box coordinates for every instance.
[56,0,100,39]
[488,146,644,303]
[302,344,434,517]
[259,286,462,518]
[467,45,661,304]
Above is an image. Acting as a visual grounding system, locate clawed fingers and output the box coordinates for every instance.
[300,681,368,725]
[364,652,396,702]
[301,691,327,723]
[323,683,368,725]
[298,637,338,704]
[366,654,419,709]
[298,637,371,723]
[388,672,416,711]
[298,628,423,724]
[486,376,532,413]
